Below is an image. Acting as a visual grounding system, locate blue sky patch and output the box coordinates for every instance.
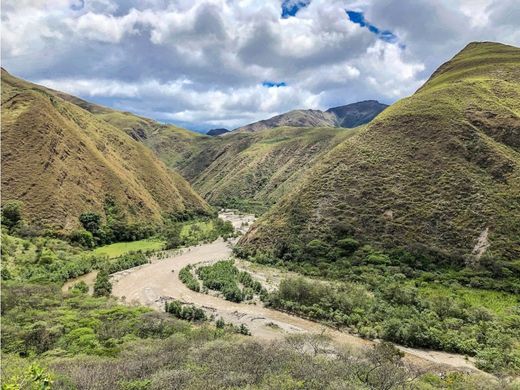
[346,10,400,45]
[281,0,311,19]
[262,81,287,88]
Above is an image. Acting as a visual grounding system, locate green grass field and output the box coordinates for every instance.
[419,283,519,316]
[93,238,165,258]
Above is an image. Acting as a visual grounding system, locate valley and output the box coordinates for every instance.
[2,39,520,389]
[108,211,479,372]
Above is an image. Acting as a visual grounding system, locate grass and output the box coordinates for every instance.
[180,220,214,238]
[419,283,519,316]
[93,238,165,258]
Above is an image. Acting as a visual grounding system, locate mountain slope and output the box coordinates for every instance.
[240,42,520,262]
[233,101,387,133]
[1,69,209,231]
[44,86,204,168]
[177,126,360,213]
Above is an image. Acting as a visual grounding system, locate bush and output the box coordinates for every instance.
[69,229,96,248]
[70,281,89,294]
[1,200,23,230]
[79,212,101,234]
[93,271,112,297]
[179,265,200,292]
[105,252,149,274]
[165,300,206,322]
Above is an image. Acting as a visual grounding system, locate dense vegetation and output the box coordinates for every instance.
[235,239,520,375]
[1,267,509,390]
[3,222,503,389]
[190,260,266,302]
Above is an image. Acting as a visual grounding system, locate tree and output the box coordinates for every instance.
[164,223,183,250]
[93,271,112,297]
[79,212,101,234]
[1,200,23,230]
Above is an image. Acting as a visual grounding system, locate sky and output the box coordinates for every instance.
[2,0,519,132]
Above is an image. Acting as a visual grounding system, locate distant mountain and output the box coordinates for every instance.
[233,101,387,133]
[207,128,230,136]
[327,100,389,128]
[240,42,520,263]
[1,69,209,231]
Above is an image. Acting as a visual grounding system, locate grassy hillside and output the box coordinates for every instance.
[178,126,360,213]
[1,70,209,231]
[240,42,520,263]
[49,87,205,167]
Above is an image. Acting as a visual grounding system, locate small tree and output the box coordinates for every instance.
[93,271,112,297]
[1,200,23,230]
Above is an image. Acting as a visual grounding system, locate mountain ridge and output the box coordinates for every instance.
[232,100,388,133]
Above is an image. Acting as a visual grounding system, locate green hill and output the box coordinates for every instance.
[177,126,361,213]
[44,85,205,168]
[1,69,209,231]
[240,42,520,263]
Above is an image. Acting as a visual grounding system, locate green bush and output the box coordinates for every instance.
[93,271,112,297]
[69,229,96,248]
[179,265,200,292]
[1,200,23,230]
[165,300,206,322]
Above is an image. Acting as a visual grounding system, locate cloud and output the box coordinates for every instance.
[1,0,518,130]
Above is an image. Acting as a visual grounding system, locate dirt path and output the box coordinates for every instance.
[108,211,480,372]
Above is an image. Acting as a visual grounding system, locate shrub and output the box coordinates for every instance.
[93,271,112,297]
[69,229,96,248]
[70,281,89,294]
[165,300,206,322]
[1,200,23,230]
[79,212,101,234]
[179,265,200,292]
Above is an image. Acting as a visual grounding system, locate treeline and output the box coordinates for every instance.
[235,236,520,294]
[1,198,232,252]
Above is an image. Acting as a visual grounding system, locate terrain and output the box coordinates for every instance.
[2,41,520,388]
[110,212,480,372]
[1,69,209,231]
[177,126,362,212]
[233,100,388,133]
[240,42,520,264]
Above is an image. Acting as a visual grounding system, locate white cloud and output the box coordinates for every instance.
[2,0,518,129]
